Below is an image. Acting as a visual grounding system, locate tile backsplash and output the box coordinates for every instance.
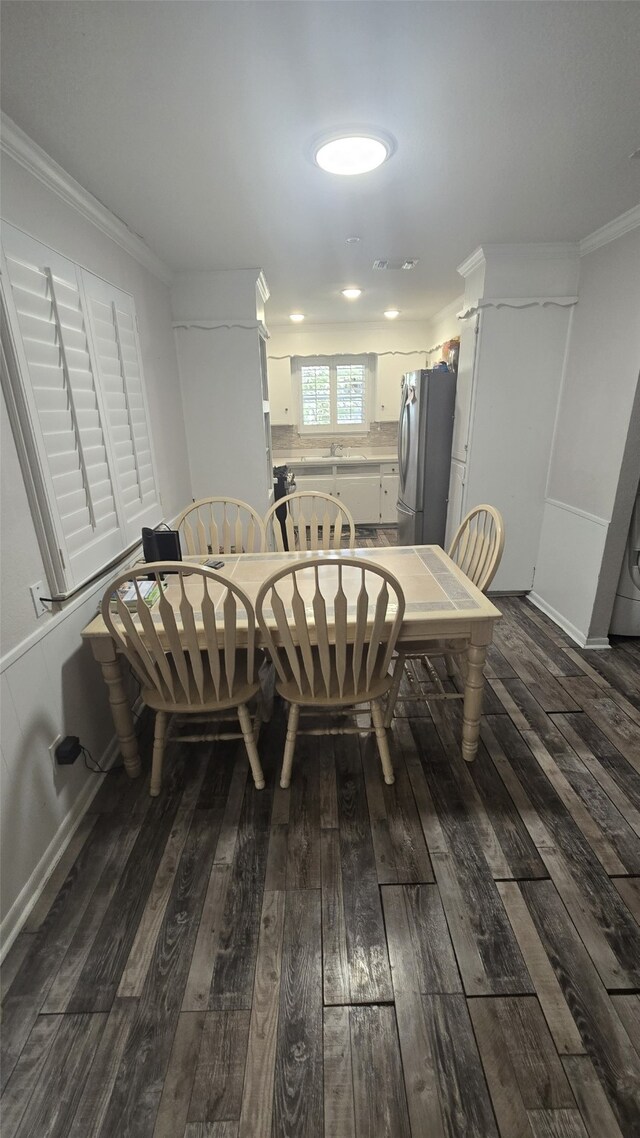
[272,421,398,453]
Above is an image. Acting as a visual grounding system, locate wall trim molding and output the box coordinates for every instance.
[1,113,173,285]
[528,592,611,650]
[0,704,142,961]
[457,296,578,320]
[544,497,609,528]
[457,247,485,277]
[172,319,270,339]
[0,542,145,675]
[580,203,640,256]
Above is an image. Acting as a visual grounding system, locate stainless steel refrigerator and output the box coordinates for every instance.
[397,369,456,546]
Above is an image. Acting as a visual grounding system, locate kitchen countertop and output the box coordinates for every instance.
[273,449,397,465]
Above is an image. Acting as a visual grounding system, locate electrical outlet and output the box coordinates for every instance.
[48,734,62,761]
[30,581,47,618]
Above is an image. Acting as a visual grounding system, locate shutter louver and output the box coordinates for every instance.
[82,274,160,543]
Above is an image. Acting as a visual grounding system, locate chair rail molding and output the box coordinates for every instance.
[1,113,172,285]
[543,496,609,528]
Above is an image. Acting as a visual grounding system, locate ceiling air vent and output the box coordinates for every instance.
[372,258,419,271]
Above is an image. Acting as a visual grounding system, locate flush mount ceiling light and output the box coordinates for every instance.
[341,288,362,299]
[384,309,400,320]
[289,313,305,322]
[313,129,395,176]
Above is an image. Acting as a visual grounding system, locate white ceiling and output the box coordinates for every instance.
[1,1,639,326]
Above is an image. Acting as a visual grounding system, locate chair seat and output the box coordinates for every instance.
[274,645,394,707]
[143,650,262,713]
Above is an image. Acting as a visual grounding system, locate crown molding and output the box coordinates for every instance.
[457,296,578,320]
[256,271,270,304]
[579,203,640,256]
[1,113,173,285]
[457,247,485,278]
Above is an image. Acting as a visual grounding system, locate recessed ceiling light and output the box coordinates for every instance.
[346,235,361,244]
[384,309,400,320]
[313,130,395,176]
[289,313,305,322]
[341,288,362,300]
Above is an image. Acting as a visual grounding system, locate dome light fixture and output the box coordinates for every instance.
[384,309,400,320]
[341,288,362,300]
[313,129,395,176]
[289,313,305,323]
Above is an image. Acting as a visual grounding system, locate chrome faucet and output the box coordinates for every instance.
[329,440,344,457]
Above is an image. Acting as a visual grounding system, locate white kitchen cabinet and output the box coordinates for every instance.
[171,269,272,516]
[380,463,399,523]
[335,471,380,522]
[286,457,398,524]
[291,468,335,497]
[451,243,580,591]
[445,459,466,549]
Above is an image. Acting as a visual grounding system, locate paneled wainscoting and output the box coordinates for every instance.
[2,590,640,1137]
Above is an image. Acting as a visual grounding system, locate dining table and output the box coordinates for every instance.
[81,544,502,779]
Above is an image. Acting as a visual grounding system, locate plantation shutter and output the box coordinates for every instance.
[336,362,366,424]
[300,364,331,426]
[82,272,159,543]
[295,354,372,432]
[1,223,161,596]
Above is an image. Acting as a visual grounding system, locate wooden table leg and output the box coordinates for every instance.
[461,624,492,762]
[92,639,141,779]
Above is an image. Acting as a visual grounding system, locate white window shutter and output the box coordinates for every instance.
[1,224,124,593]
[81,271,160,543]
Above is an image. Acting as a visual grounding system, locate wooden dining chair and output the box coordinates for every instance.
[102,562,266,795]
[263,490,355,552]
[256,555,405,787]
[175,497,266,555]
[384,504,505,726]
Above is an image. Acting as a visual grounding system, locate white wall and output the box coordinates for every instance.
[424,297,464,368]
[267,319,438,425]
[532,222,640,645]
[0,152,190,946]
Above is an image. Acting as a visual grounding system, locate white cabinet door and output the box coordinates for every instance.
[334,473,380,523]
[380,475,399,522]
[445,459,466,549]
[290,468,335,496]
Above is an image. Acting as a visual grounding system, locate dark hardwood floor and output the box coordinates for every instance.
[2,536,640,1136]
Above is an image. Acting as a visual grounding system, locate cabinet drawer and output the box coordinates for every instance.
[380,462,398,475]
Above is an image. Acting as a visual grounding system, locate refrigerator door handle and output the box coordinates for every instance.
[398,392,410,494]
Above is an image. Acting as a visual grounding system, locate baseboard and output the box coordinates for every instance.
[528,592,611,650]
[0,699,144,961]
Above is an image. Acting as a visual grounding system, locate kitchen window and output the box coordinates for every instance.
[1,223,162,599]
[294,354,374,433]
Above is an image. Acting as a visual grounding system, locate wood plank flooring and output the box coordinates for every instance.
[2,572,640,1136]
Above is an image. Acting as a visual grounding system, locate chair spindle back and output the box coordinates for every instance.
[176,497,266,555]
[448,505,505,592]
[102,563,256,705]
[264,491,355,553]
[256,556,404,699]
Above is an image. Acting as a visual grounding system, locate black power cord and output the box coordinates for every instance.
[81,745,123,775]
